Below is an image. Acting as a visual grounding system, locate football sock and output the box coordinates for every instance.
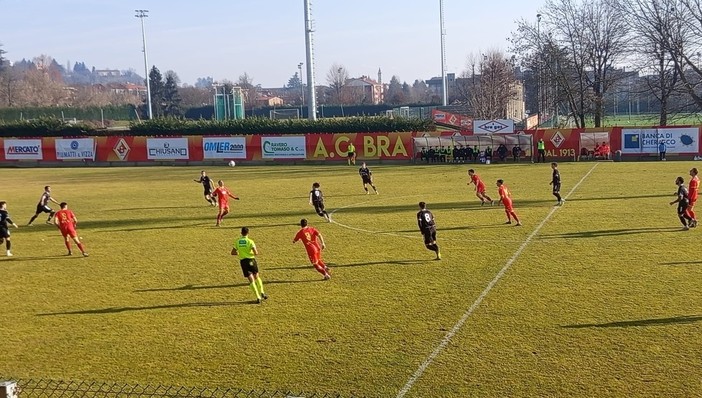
[484,195,493,202]
[28,215,38,224]
[65,241,72,251]
[249,282,261,300]
[255,276,265,295]
[313,263,327,275]
[510,212,520,223]
[48,211,55,221]
[77,242,86,253]
[372,185,377,192]
[6,241,10,250]
[679,216,689,226]
[687,209,696,220]
[364,187,368,192]
[554,193,562,201]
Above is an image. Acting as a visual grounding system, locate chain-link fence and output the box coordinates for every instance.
[0,378,366,398]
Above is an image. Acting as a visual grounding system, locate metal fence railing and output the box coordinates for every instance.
[0,378,366,398]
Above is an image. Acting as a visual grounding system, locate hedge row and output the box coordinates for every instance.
[0,116,434,137]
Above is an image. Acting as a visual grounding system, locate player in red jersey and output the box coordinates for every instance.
[211,180,239,226]
[293,218,331,280]
[496,179,521,226]
[686,168,699,227]
[53,202,88,256]
[467,169,493,206]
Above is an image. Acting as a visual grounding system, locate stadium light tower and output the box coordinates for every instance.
[298,62,305,116]
[135,9,153,120]
[303,0,317,120]
[439,0,448,106]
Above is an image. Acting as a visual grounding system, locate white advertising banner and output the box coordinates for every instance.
[261,136,306,159]
[4,139,43,160]
[147,138,189,160]
[55,138,96,160]
[473,119,515,134]
[621,128,699,154]
[202,137,247,159]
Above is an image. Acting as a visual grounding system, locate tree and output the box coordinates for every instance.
[287,72,302,89]
[163,72,182,117]
[0,43,6,73]
[469,50,520,119]
[412,79,432,103]
[237,73,258,110]
[385,75,405,104]
[326,64,348,104]
[195,76,214,89]
[148,66,165,117]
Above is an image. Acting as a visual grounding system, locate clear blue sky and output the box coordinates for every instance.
[0,0,544,87]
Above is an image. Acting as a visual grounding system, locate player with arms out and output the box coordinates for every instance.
[231,227,267,304]
[28,185,60,226]
[417,201,441,260]
[686,167,699,227]
[194,171,217,206]
[0,201,19,256]
[54,202,88,256]
[359,162,379,194]
[293,218,331,280]
[467,169,493,206]
[550,162,563,205]
[496,179,522,226]
[670,176,694,230]
[211,180,239,226]
[309,182,331,222]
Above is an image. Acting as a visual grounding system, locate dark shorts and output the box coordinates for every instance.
[314,202,326,216]
[204,187,212,196]
[678,201,689,216]
[240,258,259,277]
[422,228,436,245]
[35,204,52,214]
[0,227,9,239]
[362,176,372,185]
[553,183,561,193]
[348,152,355,159]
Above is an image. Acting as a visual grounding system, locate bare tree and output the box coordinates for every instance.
[326,64,348,104]
[237,73,258,110]
[469,50,519,119]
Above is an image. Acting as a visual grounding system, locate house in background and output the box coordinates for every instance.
[343,76,384,104]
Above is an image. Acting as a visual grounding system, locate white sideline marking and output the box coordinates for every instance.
[395,163,599,398]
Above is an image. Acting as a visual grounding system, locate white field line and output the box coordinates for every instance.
[395,163,600,398]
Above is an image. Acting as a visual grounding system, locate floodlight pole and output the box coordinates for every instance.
[303,0,317,120]
[439,0,448,106]
[135,9,153,120]
[298,62,305,117]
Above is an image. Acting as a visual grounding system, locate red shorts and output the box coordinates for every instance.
[476,183,486,194]
[689,198,697,207]
[502,200,514,212]
[60,227,77,238]
[218,204,229,211]
[306,248,321,264]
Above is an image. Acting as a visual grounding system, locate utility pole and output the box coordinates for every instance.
[135,9,153,119]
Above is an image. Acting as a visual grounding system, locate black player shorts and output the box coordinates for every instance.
[362,176,372,185]
[678,201,689,216]
[314,202,326,216]
[422,229,437,245]
[347,152,355,159]
[203,187,212,196]
[0,227,9,239]
[240,258,259,277]
[553,183,561,193]
[35,204,52,214]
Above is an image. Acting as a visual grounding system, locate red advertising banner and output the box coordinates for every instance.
[431,109,473,132]
[527,129,583,159]
[306,132,414,160]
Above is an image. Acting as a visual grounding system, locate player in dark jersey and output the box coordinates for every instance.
[550,162,563,205]
[194,170,217,206]
[670,176,694,230]
[417,201,441,260]
[358,162,379,194]
[0,201,19,256]
[28,185,59,226]
[309,182,331,222]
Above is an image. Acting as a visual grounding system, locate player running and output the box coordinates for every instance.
[211,180,240,227]
[54,202,88,257]
[670,176,694,230]
[686,168,699,227]
[194,170,217,206]
[550,162,563,205]
[293,219,331,280]
[417,201,441,260]
[496,179,522,226]
[231,227,267,304]
[359,162,379,194]
[347,142,357,166]
[0,201,19,256]
[467,169,493,206]
[28,185,60,226]
[309,182,331,222]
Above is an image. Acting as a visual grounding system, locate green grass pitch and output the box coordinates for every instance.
[0,162,700,397]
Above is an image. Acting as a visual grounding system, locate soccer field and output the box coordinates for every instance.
[0,162,700,397]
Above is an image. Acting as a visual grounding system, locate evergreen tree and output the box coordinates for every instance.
[148,66,165,117]
[164,73,182,117]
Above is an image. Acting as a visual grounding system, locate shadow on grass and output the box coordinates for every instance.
[0,255,81,262]
[37,300,251,316]
[562,315,702,329]
[569,193,670,202]
[331,259,429,268]
[660,260,702,266]
[134,279,321,293]
[104,206,184,212]
[540,227,681,239]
